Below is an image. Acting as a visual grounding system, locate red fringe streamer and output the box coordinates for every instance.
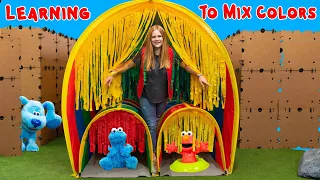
[89,111,146,155]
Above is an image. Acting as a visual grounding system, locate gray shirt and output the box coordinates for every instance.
[133,51,168,103]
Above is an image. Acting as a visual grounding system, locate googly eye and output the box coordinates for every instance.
[33,111,37,115]
[36,112,40,116]
[181,131,186,136]
[111,128,117,132]
[187,131,193,136]
[117,127,123,132]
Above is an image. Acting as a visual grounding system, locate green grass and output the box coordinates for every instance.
[0,137,306,180]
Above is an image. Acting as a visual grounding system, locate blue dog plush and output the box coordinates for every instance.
[19,96,62,152]
[99,127,138,170]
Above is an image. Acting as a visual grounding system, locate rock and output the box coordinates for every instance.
[298,149,320,179]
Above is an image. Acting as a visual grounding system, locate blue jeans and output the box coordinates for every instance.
[139,96,167,153]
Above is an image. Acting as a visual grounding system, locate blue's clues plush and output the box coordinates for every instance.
[19,96,62,152]
[99,127,138,170]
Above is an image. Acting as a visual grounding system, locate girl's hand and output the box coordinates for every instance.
[105,75,114,86]
[198,75,211,89]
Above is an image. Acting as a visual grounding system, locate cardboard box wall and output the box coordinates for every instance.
[222,30,320,149]
[0,26,76,156]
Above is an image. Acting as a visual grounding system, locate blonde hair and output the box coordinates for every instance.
[143,25,171,71]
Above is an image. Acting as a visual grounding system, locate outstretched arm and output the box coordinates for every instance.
[180,61,211,89]
[105,60,136,86]
[109,60,136,76]
[42,101,62,129]
[165,142,179,154]
[180,61,201,77]
[195,141,209,154]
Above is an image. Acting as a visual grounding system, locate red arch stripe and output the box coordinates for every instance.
[67,62,80,173]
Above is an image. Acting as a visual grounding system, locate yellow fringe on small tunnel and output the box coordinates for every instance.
[162,109,216,153]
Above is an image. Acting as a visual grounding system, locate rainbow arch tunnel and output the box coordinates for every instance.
[61,0,239,177]
[156,103,228,174]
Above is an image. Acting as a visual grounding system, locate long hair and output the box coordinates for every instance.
[143,25,170,71]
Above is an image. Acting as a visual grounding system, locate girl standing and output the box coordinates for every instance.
[105,25,210,174]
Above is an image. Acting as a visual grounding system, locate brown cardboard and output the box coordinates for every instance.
[0,78,22,156]
[240,70,280,109]
[241,31,281,69]
[222,36,232,57]
[222,30,320,149]
[56,35,69,105]
[278,109,319,148]
[20,68,41,101]
[280,31,318,69]
[39,31,57,63]
[239,109,279,149]
[229,32,243,72]
[278,71,319,109]
[55,72,63,106]
[0,119,22,156]
[57,35,69,64]
[313,32,320,68]
[38,31,63,142]
[40,61,57,102]
[0,27,72,155]
[55,35,69,137]
[2,28,41,67]
[223,36,242,94]
[0,38,21,77]
[55,103,62,116]
[228,33,243,96]
[0,78,21,121]
[39,32,57,103]
[39,127,57,145]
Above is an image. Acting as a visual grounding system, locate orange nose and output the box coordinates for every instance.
[182,135,189,142]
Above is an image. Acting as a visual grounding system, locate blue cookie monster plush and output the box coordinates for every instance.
[99,127,138,170]
[19,96,62,152]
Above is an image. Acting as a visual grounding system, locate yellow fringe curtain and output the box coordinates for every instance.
[75,9,156,111]
[158,11,227,110]
[162,110,215,153]
[74,0,228,111]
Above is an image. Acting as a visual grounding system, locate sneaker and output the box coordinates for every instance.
[151,156,159,176]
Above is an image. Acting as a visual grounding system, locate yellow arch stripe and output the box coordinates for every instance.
[156,107,227,172]
[78,108,153,173]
